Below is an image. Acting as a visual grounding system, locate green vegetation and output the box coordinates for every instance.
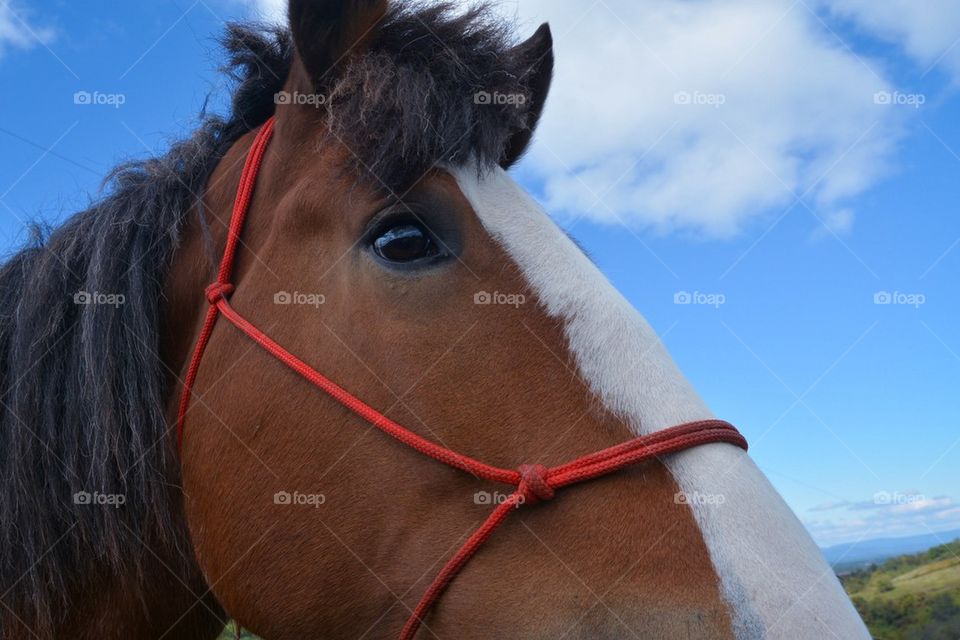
[841,539,960,639]
[216,624,261,639]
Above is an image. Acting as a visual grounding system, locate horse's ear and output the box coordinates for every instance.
[501,23,554,169]
[288,0,388,86]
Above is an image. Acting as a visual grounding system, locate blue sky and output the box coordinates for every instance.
[0,0,958,548]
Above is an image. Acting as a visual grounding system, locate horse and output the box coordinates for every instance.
[0,1,870,638]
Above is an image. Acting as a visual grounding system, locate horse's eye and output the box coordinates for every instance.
[372,223,441,263]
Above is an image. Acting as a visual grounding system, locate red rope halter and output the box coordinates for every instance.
[176,116,749,639]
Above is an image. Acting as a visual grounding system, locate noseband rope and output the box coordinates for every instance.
[176,116,749,640]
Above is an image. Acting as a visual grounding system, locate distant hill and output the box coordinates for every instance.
[841,539,960,639]
[824,529,960,572]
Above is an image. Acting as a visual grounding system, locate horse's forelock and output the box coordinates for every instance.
[289,1,551,189]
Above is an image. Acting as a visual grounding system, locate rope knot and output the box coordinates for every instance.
[205,282,235,305]
[517,464,554,505]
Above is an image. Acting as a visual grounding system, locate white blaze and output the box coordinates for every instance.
[449,162,869,639]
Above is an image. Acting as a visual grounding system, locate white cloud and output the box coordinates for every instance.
[479,0,911,236]
[0,1,53,57]
[812,208,856,240]
[810,499,852,512]
[804,491,960,546]
[822,0,960,82]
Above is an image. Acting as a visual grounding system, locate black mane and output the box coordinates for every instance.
[0,2,538,634]
[0,24,289,636]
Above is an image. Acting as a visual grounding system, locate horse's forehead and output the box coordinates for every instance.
[447,160,712,433]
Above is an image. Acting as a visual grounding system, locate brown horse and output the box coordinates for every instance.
[0,1,869,638]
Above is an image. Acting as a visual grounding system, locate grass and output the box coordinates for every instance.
[841,539,960,639]
[850,555,960,601]
[216,623,261,639]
